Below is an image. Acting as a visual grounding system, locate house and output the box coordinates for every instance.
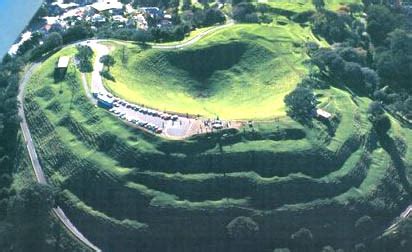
[91,0,124,15]
[58,56,70,69]
[72,0,98,6]
[130,14,148,30]
[91,14,107,24]
[113,15,128,23]
[55,56,70,80]
[140,7,162,19]
[316,108,333,120]
[40,22,64,34]
[48,4,64,16]
[52,1,79,10]
[158,19,172,28]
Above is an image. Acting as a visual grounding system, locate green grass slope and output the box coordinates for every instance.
[104,23,313,119]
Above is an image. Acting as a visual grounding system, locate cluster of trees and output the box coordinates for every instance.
[232,1,273,23]
[75,45,94,73]
[311,9,364,44]
[308,0,367,45]
[15,22,94,60]
[1,184,54,251]
[302,1,412,122]
[374,29,412,91]
[30,32,64,60]
[310,46,380,93]
[145,5,226,42]
[181,6,226,28]
[130,0,179,9]
[367,101,392,135]
[0,56,21,226]
[284,85,317,124]
[226,216,368,252]
[354,3,411,119]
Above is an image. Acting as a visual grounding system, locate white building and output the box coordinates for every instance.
[92,0,123,13]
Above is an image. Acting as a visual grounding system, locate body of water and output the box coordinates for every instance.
[0,0,43,57]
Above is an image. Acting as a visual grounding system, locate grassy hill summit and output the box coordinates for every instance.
[104,23,313,119]
[19,0,412,251]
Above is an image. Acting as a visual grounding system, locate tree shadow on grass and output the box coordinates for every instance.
[378,132,412,195]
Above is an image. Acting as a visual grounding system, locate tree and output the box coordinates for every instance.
[366,5,397,45]
[355,215,375,236]
[7,183,55,251]
[63,22,94,44]
[31,32,63,59]
[100,55,116,71]
[284,86,316,124]
[361,67,379,91]
[343,61,363,88]
[373,114,391,135]
[75,45,94,73]
[203,8,226,26]
[312,0,325,11]
[42,32,63,53]
[376,29,412,90]
[348,3,363,16]
[368,101,384,117]
[181,0,192,10]
[321,246,335,252]
[354,243,366,252]
[311,11,352,43]
[0,221,13,250]
[291,228,314,251]
[257,3,270,15]
[226,216,259,240]
[368,101,391,135]
[232,2,257,23]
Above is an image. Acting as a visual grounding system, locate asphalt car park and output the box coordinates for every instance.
[108,99,193,137]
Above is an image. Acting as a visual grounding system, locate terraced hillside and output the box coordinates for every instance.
[23,39,412,251]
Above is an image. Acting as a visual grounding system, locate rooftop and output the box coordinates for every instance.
[316,108,332,119]
[92,0,123,12]
[57,56,70,68]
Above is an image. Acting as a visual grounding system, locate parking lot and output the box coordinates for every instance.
[108,97,195,137]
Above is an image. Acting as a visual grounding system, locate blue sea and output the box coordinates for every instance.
[0,0,42,57]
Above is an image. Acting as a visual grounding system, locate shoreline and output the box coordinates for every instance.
[1,0,43,59]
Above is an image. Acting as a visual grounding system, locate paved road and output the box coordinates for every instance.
[18,64,101,252]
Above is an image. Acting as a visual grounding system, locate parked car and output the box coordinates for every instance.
[155,128,163,134]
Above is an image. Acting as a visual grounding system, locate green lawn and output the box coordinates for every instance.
[104,23,316,120]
